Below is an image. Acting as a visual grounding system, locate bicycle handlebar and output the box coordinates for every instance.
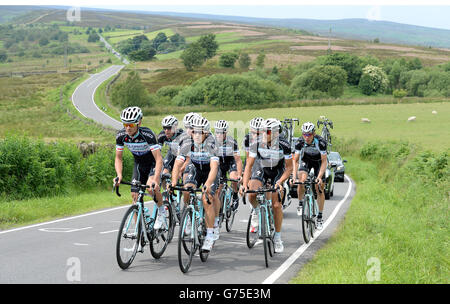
[113,178,158,202]
[168,185,211,204]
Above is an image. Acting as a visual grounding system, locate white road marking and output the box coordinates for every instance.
[74,243,89,246]
[38,227,93,233]
[99,230,119,235]
[262,175,353,284]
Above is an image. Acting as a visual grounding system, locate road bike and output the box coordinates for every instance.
[293,173,322,244]
[217,177,240,232]
[161,172,183,243]
[170,185,211,273]
[113,179,174,269]
[317,117,333,152]
[244,183,281,267]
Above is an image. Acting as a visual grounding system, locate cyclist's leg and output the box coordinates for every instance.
[313,163,326,214]
[131,162,142,204]
[296,161,310,201]
[183,163,197,207]
[248,162,264,209]
[272,169,284,234]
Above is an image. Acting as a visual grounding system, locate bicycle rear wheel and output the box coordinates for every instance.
[150,203,173,259]
[246,210,258,248]
[225,194,236,232]
[116,205,140,269]
[178,207,195,273]
[260,208,269,268]
[302,199,311,244]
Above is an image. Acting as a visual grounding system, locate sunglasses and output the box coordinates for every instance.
[163,126,173,130]
[193,131,207,135]
[303,133,313,137]
[123,123,137,128]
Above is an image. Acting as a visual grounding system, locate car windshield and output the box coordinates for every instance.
[328,152,341,162]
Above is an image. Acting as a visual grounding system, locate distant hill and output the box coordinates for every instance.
[1,6,449,48]
[143,12,450,49]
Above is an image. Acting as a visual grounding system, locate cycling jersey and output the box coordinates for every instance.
[242,133,263,153]
[116,127,160,164]
[248,135,292,170]
[294,135,327,163]
[177,134,219,171]
[158,128,184,170]
[216,135,239,179]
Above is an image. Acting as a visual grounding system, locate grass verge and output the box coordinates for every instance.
[290,143,449,283]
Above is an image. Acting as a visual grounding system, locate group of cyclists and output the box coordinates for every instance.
[114,106,329,255]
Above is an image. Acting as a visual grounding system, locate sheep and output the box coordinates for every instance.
[432,110,437,114]
[361,118,371,123]
[408,116,416,122]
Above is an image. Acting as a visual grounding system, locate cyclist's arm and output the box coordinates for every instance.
[171,157,184,187]
[151,148,163,185]
[234,153,243,177]
[293,153,300,181]
[317,153,327,180]
[206,158,219,188]
[242,156,255,188]
[114,147,124,184]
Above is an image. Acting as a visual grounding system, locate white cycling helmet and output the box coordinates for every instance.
[183,112,200,128]
[249,117,264,131]
[191,116,210,132]
[263,118,281,131]
[162,115,178,128]
[301,122,315,133]
[121,106,143,124]
[214,120,229,132]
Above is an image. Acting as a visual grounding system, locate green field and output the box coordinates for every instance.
[143,102,450,151]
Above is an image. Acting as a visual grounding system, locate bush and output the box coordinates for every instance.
[393,89,407,98]
[173,74,284,107]
[288,65,347,99]
[359,65,389,95]
[219,52,239,68]
[238,53,251,69]
[111,71,150,108]
[156,85,185,99]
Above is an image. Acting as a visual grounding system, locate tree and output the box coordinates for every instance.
[180,42,207,71]
[39,37,49,46]
[128,45,156,61]
[197,34,219,59]
[169,33,185,47]
[359,65,389,95]
[288,65,347,99]
[0,50,7,63]
[111,71,149,108]
[321,52,362,85]
[256,52,265,68]
[152,32,168,49]
[87,33,99,43]
[219,52,239,68]
[238,53,251,69]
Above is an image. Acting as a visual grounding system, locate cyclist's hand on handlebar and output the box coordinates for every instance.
[315,177,323,187]
[113,176,122,187]
[239,184,247,196]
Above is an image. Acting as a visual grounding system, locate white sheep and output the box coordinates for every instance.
[408,116,416,122]
[432,110,437,114]
[361,118,371,123]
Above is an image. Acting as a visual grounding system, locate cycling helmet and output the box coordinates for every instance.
[263,118,281,131]
[301,122,315,133]
[183,112,200,128]
[121,106,143,123]
[214,120,229,132]
[161,115,178,128]
[249,117,264,131]
[191,116,210,132]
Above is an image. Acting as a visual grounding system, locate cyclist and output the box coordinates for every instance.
[292,122,328,230]
[114,106,166,230]
[242,117,264,172]
[213,120,243,238]
[170,116,221,252]
[240,118,293,253]
[157,115,184,188]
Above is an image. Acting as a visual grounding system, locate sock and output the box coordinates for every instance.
[214,217,220,228]
[318,212,323,219]
[233,191,238,200]
[158,205,165,215]
[274,232,281,240]
[207,228,214,237]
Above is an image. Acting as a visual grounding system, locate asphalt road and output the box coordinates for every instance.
[71,64,124,130]
[0,176,355,284]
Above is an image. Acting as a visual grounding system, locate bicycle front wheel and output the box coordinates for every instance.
[178,207,195,273]
[302,199,311,244]
[246,210,258,248]
[150,203,173,259]
[116,205,140,270]
[225,194,236,232]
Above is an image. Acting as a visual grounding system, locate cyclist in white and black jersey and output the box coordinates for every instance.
[170,116,220,252]
[157,115,184,188]
[114,106,166,230]
[293,122,328,230]
[213,120,243,234]
[240,118,293,253]
[242,117,264,173]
